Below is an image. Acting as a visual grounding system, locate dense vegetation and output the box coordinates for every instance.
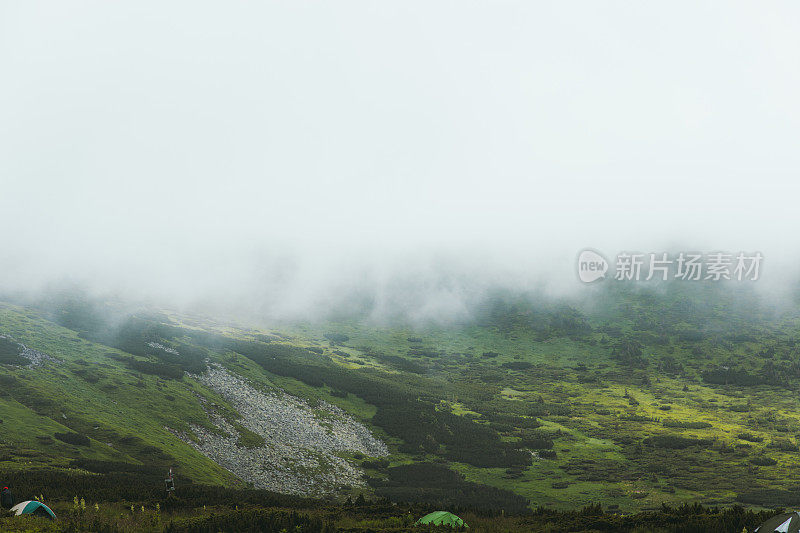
[0,496,785,532]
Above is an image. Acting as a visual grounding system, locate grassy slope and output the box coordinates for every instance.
[276,298,800,511]
[2,283,800,512]
[0,303,236,485]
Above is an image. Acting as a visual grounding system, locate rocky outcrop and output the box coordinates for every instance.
[0,334,60,367]
[172,364,387,496]
[20,345,59,367]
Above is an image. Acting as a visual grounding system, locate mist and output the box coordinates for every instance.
[2,1,800,322]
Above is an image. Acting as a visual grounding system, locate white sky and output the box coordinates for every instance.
[1,2,799,317]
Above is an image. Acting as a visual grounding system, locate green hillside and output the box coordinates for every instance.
[2,282,800,519]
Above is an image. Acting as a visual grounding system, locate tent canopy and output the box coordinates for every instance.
[10,500,56,520]
[756,511,800,533]
[416,511,468,528]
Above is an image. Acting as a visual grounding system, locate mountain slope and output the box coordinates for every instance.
[2,283,800,512]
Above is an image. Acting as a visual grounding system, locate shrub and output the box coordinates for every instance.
[538,450,557,459]
[362,458,390,470]
[522,436,554,450]
[737,433,764,443]
[702,368,762,386]
[501,362,533,371]
[323,333,349,344]
[621,414,657,422]
[119,357,184,380]
[768,439,799,452]
[234,425,265,449]
[54,432,91,446]
[612,339,646,367]
[643,435,713,449]
[370,463,530,514]
[662,420,712,429]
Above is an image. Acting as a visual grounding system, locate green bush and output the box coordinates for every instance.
[54,432,91,446]
[644,435,713,449]
[234,424,266,449]
[737,433,763,443]
[662,420,712,429]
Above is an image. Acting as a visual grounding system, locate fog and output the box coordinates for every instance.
[1,2,799,321]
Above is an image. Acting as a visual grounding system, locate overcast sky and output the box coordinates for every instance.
[1,2,799,318]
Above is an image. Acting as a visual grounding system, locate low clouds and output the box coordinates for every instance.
[1,1,799,320]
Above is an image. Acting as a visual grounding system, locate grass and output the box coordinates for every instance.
[233,424,266,449]
[0,304,236,485]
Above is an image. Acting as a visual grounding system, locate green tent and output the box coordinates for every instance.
[10,500,56,520]
[415,511,468,528]
[755,511,800,532]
